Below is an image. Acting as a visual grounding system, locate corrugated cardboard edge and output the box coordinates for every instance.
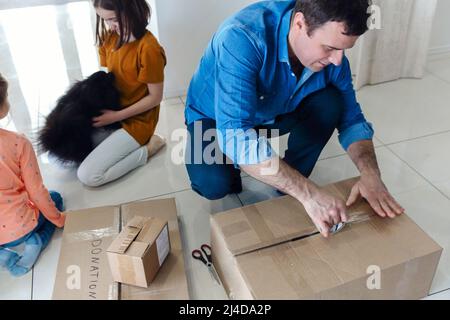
[211,217,253,300]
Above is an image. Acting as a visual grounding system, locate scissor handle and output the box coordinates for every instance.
[192,249,208,265]
[200,244,212,263]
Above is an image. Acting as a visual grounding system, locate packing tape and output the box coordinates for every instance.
[64,227,119,243]
[64,209,120,243]
[242,205,275,243]
[244,211,378,298]
[120,287,175,299]
[108,283,119,300]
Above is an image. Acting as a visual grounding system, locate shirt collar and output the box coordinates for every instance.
[278,9,293,63]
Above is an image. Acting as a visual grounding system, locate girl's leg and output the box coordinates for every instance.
[8,233,42,277]
[146,134,166,159]
[77,129,149,187]
[0,247,19,270]
[8,220,56,277]
[7,191,62,276]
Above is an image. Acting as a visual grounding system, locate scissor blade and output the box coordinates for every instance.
[208,266,222,286]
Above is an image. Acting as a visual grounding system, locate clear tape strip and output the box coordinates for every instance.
[64,227,118,243]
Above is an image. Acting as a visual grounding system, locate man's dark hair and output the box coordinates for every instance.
[294,0,371,36]
[0,73,8,106]
[94,0,151,49]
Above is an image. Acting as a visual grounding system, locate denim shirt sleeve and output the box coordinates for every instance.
[330,56,375,150]
[213,26,275,167]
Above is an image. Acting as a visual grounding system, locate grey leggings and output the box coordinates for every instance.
[77,128,148,187]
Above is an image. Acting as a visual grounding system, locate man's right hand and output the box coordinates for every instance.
[301,186,348,238]
[241,158,348,238]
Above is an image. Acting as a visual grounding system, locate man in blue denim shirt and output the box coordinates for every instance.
[185,0,404,237]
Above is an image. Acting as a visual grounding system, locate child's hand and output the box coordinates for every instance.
[55,212,66,228]
[92,109,121,127]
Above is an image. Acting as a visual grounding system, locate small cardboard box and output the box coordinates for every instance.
[107,216,170,288]
[52,198,189,300]
[211,178,443,300]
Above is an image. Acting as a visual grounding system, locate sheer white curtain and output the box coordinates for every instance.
[348,0,438,90]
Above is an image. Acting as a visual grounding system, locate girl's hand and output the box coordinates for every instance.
[92,109,121,127]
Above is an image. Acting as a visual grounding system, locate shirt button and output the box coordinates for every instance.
[291,72,295,77]
[259,96,264,100]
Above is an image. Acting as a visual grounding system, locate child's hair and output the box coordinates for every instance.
[94,0,151,49]
[0,72,8,106]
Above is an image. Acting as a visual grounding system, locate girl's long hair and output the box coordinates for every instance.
[94,0,151,49]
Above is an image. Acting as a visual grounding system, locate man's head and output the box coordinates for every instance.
[288,0,371,72]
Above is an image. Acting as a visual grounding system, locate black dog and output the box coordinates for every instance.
[39,71,122,164]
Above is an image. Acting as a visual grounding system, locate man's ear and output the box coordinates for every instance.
[293,11,313,38]
[293,12,306,32]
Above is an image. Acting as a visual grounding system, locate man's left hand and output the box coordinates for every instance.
[346,173,405,218]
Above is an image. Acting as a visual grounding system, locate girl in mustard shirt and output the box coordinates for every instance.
[0,73,65,277]
[77,0,167,187]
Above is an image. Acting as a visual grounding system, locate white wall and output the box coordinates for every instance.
[153,0,450,97]
[429,0,450,58]
[153,0,258,98]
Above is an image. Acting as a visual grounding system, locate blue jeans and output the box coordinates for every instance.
[2,191,63,249]
[185,85,344,200]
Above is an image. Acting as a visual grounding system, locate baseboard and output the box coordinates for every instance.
[428,45,450,62]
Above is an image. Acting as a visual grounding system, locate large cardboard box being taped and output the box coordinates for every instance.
[52,198,189,300]
[211,178,443,300]
[107,216,170,288]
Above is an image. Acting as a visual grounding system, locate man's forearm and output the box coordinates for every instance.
[240,158,317,202]
[347,140,381,176]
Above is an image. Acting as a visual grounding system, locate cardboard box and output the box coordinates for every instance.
[52,206,120,300]
[52,198,189,300]
[119,200,189,300]
[211,178,443,300]
[107,216,170,288]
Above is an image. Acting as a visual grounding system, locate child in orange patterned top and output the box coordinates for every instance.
[0,73,65,277]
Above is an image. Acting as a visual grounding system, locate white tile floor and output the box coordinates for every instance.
[1,1,450,300]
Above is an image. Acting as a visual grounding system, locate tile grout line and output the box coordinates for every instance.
[318,129,450,162]
[31,267,34,300]
[141,187,193,201]
[427,287,450,297]
[235,192,245,207]
[384,144,450,202]
[381,129,450,148]
[426,67,450,86]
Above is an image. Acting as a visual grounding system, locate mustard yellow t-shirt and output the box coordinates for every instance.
[99,31,166,145]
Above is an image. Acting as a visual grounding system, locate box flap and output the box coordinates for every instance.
[211,177,375,256]
[107,216,146,254]
[107,216,168,256]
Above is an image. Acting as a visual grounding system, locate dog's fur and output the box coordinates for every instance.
[38,71,122,164]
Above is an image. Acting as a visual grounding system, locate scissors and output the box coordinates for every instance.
[192,244,222,285]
